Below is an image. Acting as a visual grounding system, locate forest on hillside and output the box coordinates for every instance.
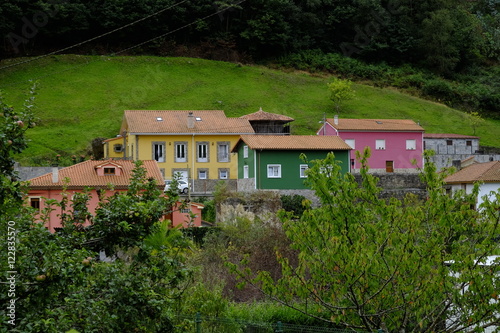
[2,0,499,71]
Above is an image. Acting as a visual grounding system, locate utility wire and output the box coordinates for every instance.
[112,0,246,57]
[0,0,189,71]
[0,0,246,89]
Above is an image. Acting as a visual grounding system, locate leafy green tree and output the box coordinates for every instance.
[0,83,37,214]
[87,160,178,256]
[466,111,485,136]
[229,150,500,332]
[0,89,194,332]
[327,78,355,113]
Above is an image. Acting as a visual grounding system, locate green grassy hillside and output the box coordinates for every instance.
[1,55,499,165]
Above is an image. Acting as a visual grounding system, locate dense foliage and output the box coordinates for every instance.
[1,0,498,69]
[0,89,195,332]
[229,151,500,332]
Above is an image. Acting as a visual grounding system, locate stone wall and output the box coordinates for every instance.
[192,179,237,194]
[428,154,500,171]
[353,173,428,201]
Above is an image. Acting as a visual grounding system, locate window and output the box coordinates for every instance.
[181,208,191,214]
[267,165,281,178]
[406,139,416,150]
[447,140,453,146]
[299,164,308,178]
[104,167,115,175]
[345,139,355,149]
[466,140,472,146]
[243,165,249,179]
[375,139,386,150]
[113,144,123,152]
[218,143,229,162]
[198,170,207,179]
[219,169,228,179]
[30,197,41,211]
[175,143,187,162]
[197,142,208,162]
[243,145,249,158]
[153,142,165,162]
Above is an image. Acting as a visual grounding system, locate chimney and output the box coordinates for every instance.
[334,115,339,125]
[187,112,195,129]
[52,167,59,183]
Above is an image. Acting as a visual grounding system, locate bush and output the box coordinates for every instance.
[280,194,307,218]
[421,78,454,102]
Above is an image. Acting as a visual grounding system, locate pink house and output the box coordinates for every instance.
[27,159,204,231]
[317,116,425,173]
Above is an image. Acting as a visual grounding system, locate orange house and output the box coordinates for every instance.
[27,159,204,231]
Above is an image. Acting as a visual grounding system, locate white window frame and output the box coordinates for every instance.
[152,142,165,163]
[243,145,249,158]
[406,139,416,150]
[344,139,355,149]
[299,164,308,178]
[243,165,249,179]
[219,169,228,179]
[375,139,386,150]
[198,170,207,179]
[175,143,187,163]
[218,143,229,162]
[267,164,281,178]
[197,142,208,162]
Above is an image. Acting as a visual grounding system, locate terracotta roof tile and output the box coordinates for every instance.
[327,118,424,132]
[444,161,500,184]
[122,110,255,134]
[234,135,352,151]
[240,108,294,122]
[28,160,164,189]
[424,133,479,139]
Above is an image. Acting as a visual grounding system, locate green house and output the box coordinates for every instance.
[232,135,352,190]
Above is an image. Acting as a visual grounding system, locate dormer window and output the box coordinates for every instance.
[104,167,115,175]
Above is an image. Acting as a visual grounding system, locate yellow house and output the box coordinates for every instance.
[104,110,255,193]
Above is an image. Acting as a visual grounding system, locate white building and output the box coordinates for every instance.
[444,160,500,209]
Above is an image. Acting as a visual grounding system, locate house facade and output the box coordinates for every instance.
[232,135,351,191]
[444,160,500,209]
[424,133,500,171]
[317,116,424,173]
[27,159,204,231]
[103,110,256,193]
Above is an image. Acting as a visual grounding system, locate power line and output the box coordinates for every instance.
[112,0,246,57]
[0,0,189,71]
[0,0,246,89]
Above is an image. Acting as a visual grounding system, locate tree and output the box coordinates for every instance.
[229,150,500,332]
[466,111,485,136]
[327,78,355,113]
[0,83,37,215]
[0,89,194,332]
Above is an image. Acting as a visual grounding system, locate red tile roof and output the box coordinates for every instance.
[444,161,500,184]
[28,160,164,189]
[233,135,352,151]
[327,118,424,132]
[424,133,479,139]
[122,110,255,134]
[239,108,294,122]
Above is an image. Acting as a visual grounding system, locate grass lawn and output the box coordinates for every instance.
[1,55,499,165]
